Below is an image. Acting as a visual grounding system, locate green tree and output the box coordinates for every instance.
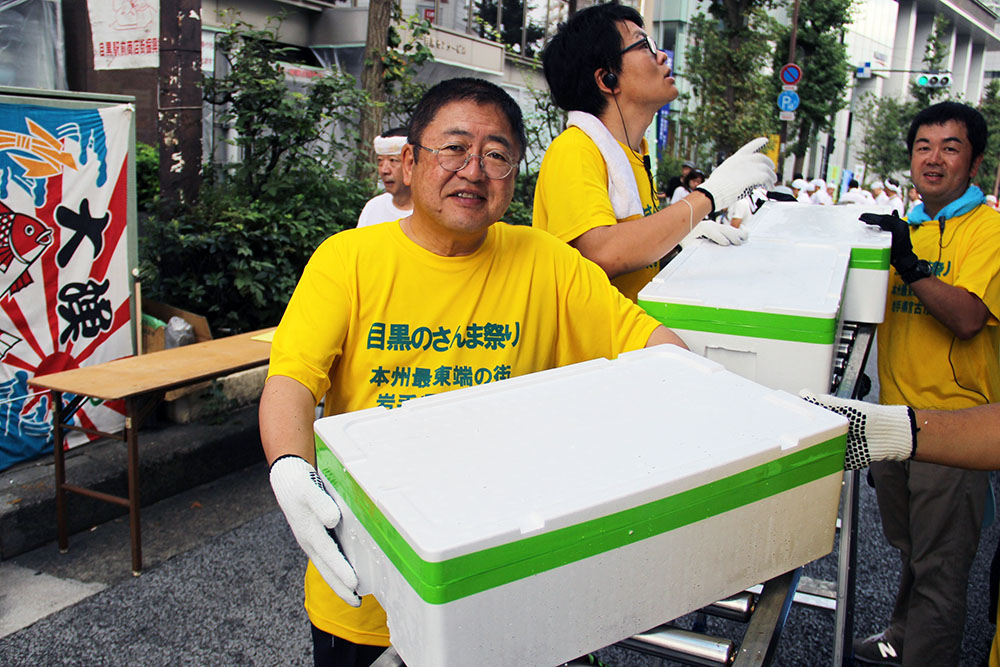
[857,93,914,181]
[977,79,1000,195]
[685,1,778,159]
[475,0,545,57]
[910,14,951,109]
[772,0,853,174]
[203,17,370,199]
[857,13,953,183]
[360,5,434,181]
[144,17,374,332]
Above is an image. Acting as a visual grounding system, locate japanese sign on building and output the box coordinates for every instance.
[88,0,159,70]
[0,102,134,470]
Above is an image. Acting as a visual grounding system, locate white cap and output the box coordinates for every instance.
[870,180,884,191]
[791,178,809,191]
[988,194,997,204]
[811,178,825,191]
[885,181,901,194]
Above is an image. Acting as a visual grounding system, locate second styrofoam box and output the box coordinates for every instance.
[743,202,892,323]
[638,237,850,394]
[315,345,847,667]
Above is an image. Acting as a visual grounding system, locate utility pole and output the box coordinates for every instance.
[158,0,202,220]
[777,0,801,170]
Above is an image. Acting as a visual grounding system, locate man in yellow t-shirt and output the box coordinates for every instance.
[533,2,775,302]
[852,101,1000,667]
[259,77,686,667]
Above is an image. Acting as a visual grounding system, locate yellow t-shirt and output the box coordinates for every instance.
[268,220,662,645]
[877,204,1000,409]
[532,126,661,303]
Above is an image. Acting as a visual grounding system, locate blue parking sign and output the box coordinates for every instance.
[777,91,800,112]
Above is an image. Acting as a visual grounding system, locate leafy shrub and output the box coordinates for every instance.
[141,161,370,333]
[136,142,159,212]
[140,16,374,333]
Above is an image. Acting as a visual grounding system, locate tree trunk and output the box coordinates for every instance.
[360,0,394,182]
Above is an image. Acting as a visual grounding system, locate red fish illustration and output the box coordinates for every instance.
[0,202,53,299]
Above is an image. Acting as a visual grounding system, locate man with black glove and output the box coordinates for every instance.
[851,101,1000,666]
[532,3,775,302]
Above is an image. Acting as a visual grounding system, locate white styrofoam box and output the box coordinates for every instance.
[638,237,850,395]
[743,202,892,323]
[314,345,847,667]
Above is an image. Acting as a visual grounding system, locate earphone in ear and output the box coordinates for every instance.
[601,71,618,90]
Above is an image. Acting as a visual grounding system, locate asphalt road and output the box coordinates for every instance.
[3,345,999,666]
[2,455,999,666]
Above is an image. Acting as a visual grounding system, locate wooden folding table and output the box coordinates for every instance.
[29,329,273,574]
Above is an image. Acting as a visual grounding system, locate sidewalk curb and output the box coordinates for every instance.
[0,404,264,560]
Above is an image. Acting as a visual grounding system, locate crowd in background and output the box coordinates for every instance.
[661,162,1000,227]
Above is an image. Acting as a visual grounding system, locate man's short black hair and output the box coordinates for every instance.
[381,126,409,138]
[542,1,643,116]
[408,77,526,162]
[906,101,988,160]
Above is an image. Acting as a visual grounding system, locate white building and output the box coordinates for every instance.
[635,0,1000,188]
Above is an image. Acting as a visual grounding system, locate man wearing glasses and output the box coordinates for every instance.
[259,77,685,667]
[534,1,775,302]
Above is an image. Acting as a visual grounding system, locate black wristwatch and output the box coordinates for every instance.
[899,259,933,284]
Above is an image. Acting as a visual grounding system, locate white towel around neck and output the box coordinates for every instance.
[567,110,644,220]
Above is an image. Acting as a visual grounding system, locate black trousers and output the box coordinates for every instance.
[310,624,396,667]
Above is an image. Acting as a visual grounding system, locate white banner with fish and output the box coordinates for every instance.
[0,102,133,471]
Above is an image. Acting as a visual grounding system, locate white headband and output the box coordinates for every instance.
[885,181,901,194]
[374,136,407,156]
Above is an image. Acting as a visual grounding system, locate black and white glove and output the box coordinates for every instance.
[858,211,925,283]
[696,137,777,213]
[800,391,917,470]
[270,455,361,606]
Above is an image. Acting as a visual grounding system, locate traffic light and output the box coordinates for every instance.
[916,72,951,88]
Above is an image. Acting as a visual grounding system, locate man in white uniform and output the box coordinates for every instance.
[871,180,890,205]
[791,178,811,204]
[811,178,834,205]
[357,127,413,228]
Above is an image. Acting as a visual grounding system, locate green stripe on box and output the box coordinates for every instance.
[316,433,845,605]
[638,300,838,344]
[850,247,890,270]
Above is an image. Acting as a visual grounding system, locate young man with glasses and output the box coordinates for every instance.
[534,1,775,302]
[260,77,685,667]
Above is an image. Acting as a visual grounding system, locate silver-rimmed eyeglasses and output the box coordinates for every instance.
[415,144,517,180]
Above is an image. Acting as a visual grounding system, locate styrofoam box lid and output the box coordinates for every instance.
[745,202,893,271]
[638,237,850,337]
[314,345,846,604]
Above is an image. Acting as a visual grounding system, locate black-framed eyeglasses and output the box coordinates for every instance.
[415,144,517,180]
[619,34,658,58]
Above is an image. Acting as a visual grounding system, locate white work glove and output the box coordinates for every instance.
[680,220,749,249]
[696,137,777,213]
[270,455,361,606]
[800,391,917,470]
